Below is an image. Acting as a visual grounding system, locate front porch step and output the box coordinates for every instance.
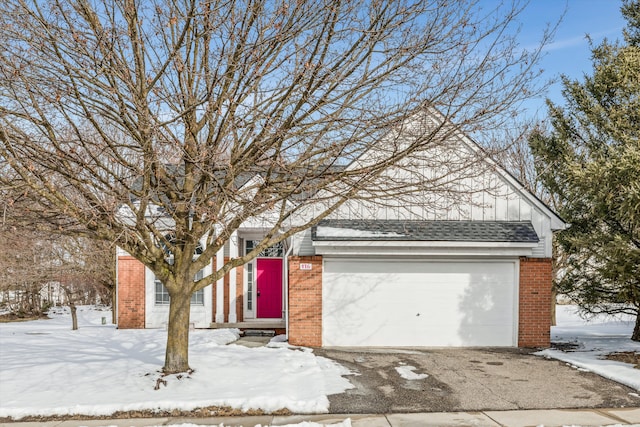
[243,329,276,337]
[233,335,271,348]
[209,321,285,330]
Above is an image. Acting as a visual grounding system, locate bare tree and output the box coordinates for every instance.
[0,191,58,317]
[0,0,553,373]
[53,236,115,329]
[1,191,114,324]
[487,117,567,326]
[0,226,53,317]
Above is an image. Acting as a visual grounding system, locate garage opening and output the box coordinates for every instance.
[322,259,518,347]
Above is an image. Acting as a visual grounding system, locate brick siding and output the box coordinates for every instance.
[288,256,323,347]
[518,257,553,347]
[116,256,146,328]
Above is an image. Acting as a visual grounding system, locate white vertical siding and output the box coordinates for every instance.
[322,156,554,257]
[494,189,508,221]
[294,228,316,256]
[287,110,563,259]
[520,197,532,220]
[507,192,520,221]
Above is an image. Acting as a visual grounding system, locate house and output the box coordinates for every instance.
[116,111,566,348]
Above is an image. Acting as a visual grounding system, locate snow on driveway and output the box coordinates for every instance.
[537,305,640,391]
[0,306,353,420]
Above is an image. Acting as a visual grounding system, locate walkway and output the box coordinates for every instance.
[2,408,640,426]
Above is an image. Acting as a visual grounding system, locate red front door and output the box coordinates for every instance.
[256,258,283,318]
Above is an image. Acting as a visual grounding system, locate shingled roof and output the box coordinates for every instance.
[312,219,539,243]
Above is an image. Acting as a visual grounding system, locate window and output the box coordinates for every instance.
[154,270,205,305]
[246,261,254,310]
[191,269,205,305]
[155,280,170,305]
[245,240,284,257]
[159,233,204,256]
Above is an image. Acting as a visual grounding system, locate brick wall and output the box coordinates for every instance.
[117,256,146,329]
[518,257,553,347]
[288,256,323,347]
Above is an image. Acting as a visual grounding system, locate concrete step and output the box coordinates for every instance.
[243,329,275,337]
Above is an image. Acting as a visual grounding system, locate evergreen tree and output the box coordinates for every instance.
[530,1,640,341]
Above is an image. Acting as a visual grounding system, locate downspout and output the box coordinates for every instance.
[284,240,294,341]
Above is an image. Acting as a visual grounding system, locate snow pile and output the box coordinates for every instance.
[536,305,640,391]
[395,364,428,380]
[267,334,299,349]
[315,226,404,239]
[0,306,353,420]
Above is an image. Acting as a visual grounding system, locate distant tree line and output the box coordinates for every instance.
[0,194,114,321]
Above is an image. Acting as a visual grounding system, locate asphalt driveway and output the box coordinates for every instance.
[316,347,639,414]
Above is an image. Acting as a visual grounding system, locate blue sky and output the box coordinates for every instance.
[514,0,626,118]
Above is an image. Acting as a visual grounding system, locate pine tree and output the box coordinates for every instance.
[530,1,640,341]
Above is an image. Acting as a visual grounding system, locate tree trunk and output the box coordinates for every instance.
[163,290,192,374]
[70,302,78,330]
[632,313,640,342]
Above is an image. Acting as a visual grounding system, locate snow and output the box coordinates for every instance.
[536,305,640,391]
[315,226,404,239]
[0,306,353,420]
[2,304,640,423]
[395,364,428,380]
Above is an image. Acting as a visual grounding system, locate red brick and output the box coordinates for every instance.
[288,256,323,347]
[518,257,552,347]
[117,256,145,328]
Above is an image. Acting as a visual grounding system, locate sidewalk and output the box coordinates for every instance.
[2,408,639,427]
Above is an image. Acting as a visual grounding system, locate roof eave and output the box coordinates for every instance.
[312,240,538,248]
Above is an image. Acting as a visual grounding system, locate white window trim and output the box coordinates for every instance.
[153,274,205,306]
[243,260,256,319]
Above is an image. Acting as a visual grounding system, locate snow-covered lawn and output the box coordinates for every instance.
[0,306,352,420]
[2,304,639,424]
[537,305,640,391]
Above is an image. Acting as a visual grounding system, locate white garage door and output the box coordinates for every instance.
[322,259,518,347]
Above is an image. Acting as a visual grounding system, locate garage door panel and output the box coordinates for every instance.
[322,259,516,347]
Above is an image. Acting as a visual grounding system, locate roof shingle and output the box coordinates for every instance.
[312,219,539,243]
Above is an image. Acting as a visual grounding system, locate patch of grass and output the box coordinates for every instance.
[0,405,293,423]
[0,313,48,323]
[605,352,639,369]
[550,341,581,352]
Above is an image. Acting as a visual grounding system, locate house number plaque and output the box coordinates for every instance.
[299,263,313,270]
